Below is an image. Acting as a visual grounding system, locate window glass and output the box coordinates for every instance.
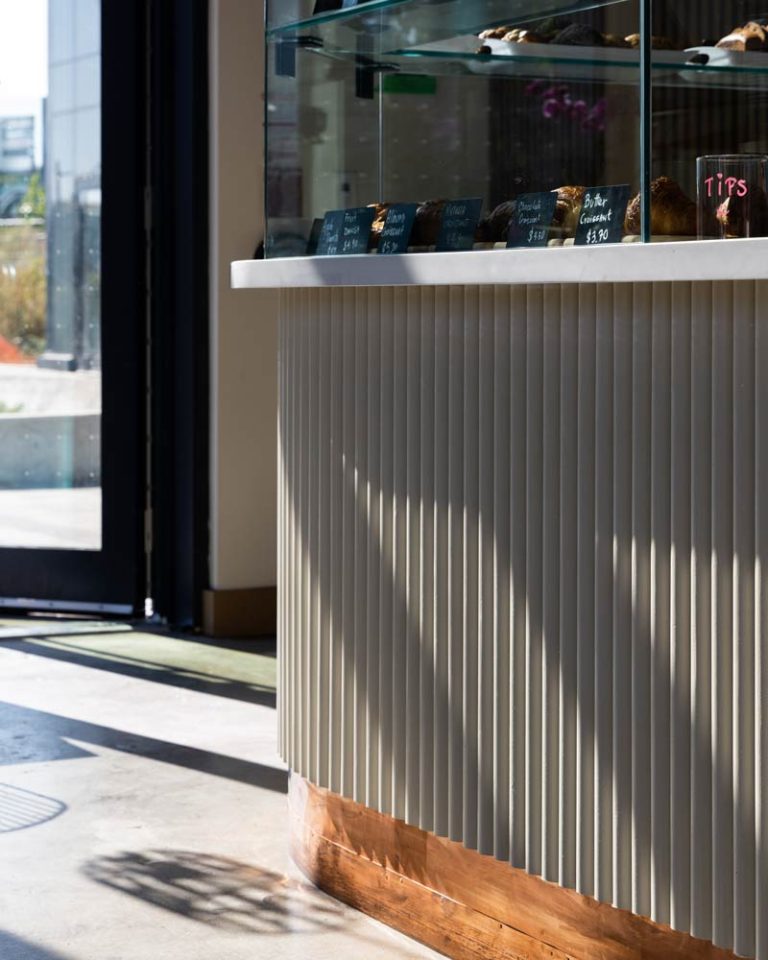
[0,0,102,549]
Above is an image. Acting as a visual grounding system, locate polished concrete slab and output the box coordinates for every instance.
[0,626,444,960]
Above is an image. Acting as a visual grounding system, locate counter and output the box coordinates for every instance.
[234,251,767,960]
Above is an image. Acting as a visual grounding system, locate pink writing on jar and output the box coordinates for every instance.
[704,173,749,198]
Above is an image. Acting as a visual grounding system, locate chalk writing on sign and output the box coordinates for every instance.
[436,198,484,253]
[507,193,557,248]
[378,203,418,255]
[315,208,375,257]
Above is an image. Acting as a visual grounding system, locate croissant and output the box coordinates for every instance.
[624,177,697,236]
[551,186,585,236]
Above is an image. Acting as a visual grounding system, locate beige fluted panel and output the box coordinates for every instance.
[278,279,768,960]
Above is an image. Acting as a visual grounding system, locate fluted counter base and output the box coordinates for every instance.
[289,774,735,960]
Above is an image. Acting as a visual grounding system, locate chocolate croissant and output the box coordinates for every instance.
[624,176,697,236]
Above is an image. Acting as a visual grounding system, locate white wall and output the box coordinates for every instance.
[209,0,278,590]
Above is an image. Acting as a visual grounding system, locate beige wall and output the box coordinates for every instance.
[209,0,278,590]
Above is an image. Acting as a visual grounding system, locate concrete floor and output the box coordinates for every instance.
[0,624,444,960]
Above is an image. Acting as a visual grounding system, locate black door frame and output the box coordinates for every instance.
[148,0,210,628]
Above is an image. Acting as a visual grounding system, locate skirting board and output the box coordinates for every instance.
[202,586,276,637]
[289,774,740,960]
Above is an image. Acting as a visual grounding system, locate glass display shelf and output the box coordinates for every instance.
[296,38,768,91]
[274,18,768,93]
[387,42,768,90]
[267,0,630,55]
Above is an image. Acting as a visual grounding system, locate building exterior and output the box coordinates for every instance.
[40,0,101,372]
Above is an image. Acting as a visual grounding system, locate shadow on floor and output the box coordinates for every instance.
[3,638,277,709]
[83,850,345,934]
[0,783,67,834]
[0,931,72,960]
[0,700,288,794]
[141,625,278,658]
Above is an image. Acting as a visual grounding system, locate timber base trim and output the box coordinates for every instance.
[289,774,741,960]
[202,586,276,638]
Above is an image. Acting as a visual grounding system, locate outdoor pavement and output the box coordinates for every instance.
[0,623,444,960]
[0,489,100,550]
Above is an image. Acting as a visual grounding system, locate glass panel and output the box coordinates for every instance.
[651,0,768,242]
[0,0,102,549]
[266,0,642,256]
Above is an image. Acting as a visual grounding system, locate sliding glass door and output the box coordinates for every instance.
[0,0,145,613]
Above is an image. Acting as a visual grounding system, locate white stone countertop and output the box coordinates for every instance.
[232,237,768,290]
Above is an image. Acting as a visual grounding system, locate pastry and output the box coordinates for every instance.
[602,33,631,48]
[411,199,447,247]
[368,203,390,235]
[624,177,697,236]
[366,203,391,249]
[553,24,604,46]
[551,186,585,236]
[479,23,560,44]
[716,21,768,51]
[476,201,517,243]
[479,26,512,40]
[502,28,547,44]
[625,33,679,50]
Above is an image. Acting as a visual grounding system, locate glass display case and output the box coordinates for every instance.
[264,0,768,257]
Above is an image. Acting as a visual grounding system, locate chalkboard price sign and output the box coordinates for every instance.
[574,185,631,246]
[316,207,375,257]
[305,218,324,256]
[436,198,483,252]
[507,193,558,248]
[378,203,418,255]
